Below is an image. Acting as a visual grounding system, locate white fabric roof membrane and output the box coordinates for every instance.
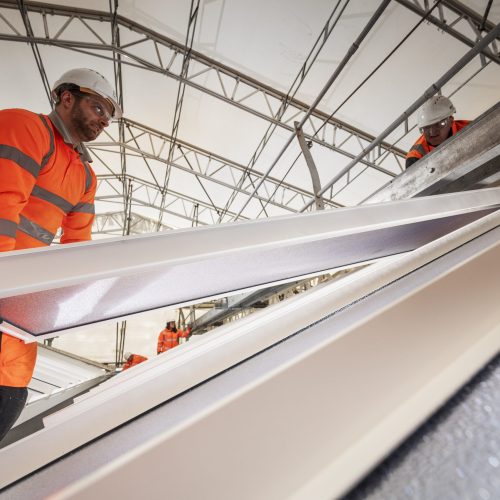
[0,0,499,228]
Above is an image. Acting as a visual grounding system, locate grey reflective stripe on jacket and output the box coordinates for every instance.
[18,215,55,245]
[409,142,427,157]
[0,144,41,177]
[82,161,93,192]
[0,218,17,238]
[71,202,95,214]
[31,185,74,213]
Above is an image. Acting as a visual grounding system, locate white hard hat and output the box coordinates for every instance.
[417,95,455,128]
[52,68,122,118]
[123,352,133,361]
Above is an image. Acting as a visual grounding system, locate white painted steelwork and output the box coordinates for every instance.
[0,188,499,339]
[21,346,108,422]
[55,212,500,500]
[0,208,498,496]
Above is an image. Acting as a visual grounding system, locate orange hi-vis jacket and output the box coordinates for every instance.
[405,120,469,167]
[0,333,37,387]
[123,354,148,370]
[157,328,180,354]
[0,108,97,387]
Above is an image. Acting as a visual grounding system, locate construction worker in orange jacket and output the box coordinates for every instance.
[406,95,469,169]
[0,68,121,442]
[157,321,180,354]
[122,353,148,371]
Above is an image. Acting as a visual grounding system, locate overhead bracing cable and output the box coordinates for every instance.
[233,0,392,219]
[216,0,349,222]
[254,0,445,217]
[314,1,444,146]
[299,21,500,212]
[155,0,200,231]
[234,0,392,219]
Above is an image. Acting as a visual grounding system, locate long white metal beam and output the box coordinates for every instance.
[66,214,500,500]
[0,188,498,338]
[1,201,498,496]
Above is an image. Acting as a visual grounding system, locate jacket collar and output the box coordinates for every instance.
[48,109,93,163]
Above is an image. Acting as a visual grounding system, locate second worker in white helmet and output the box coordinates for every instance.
[405,95,470,169]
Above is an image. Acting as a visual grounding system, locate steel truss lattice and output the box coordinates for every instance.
[93,211,171,236]
[90,118,343,224]
[0,0,498,227]
[396,0,500,66]
[0,0,406,178]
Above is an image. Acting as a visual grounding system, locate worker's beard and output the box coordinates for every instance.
[70,100,101,142]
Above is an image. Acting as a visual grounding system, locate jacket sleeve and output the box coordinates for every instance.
[60,165,97,244]
[405,156,419,169]
[0,111,50,251]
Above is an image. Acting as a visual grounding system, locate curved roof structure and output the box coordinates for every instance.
[1,0,498,233]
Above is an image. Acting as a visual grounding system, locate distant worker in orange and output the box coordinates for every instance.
[406,95,469,169]
[0,68,121,442]
[122,352,148,371]
[157,321,180,354]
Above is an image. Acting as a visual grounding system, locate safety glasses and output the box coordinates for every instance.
[72,91,114,122]
[420,119,449,134]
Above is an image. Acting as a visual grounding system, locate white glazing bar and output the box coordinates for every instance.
[55,214,500,500]
[1,210,498,492]
[0,188,499,338]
